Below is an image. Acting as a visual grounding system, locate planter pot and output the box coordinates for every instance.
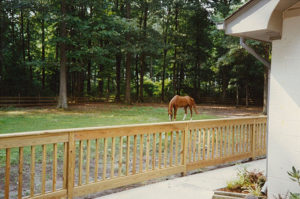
[212,190,264,199]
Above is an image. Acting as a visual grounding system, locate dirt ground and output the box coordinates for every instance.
[69,103,263,117]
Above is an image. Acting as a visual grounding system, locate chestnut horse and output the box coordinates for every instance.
[168,95,198,121]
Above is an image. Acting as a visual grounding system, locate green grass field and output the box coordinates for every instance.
[0,104,218,134]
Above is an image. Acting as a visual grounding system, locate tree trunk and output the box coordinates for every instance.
[263,67,269,115]
[87,40,91,95]
[98,64,104,96]
[41,17,45,89]
[20,8,25,62]
[27,17,32,81]
[245,81,249,107]
[0,0,3,84]
[178,63,184,95]
[161,49,167,102]
[125,0,132,104]
[173,5,179,96]
[57,0,68,109]
[135,54,139,101]
[115,52,122,101]
[161,5,171,103]
[139,2,148,103]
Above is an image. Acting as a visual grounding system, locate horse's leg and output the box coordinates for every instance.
[174,106,178,121]
[183,107,187,120]
[189,105,193,120]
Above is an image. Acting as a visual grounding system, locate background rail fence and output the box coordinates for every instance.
[0,116,267,199]
[0,96,262,107]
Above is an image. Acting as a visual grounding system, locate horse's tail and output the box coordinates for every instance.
[191,98,199,114]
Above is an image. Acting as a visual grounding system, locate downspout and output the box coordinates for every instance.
[240,37,271,195]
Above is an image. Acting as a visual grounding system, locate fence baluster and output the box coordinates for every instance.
[126,136,130,176]
[5,148,11,199]
[158,133,162,169]
[175,131,179,165]
[111,137,115,178]
[78,141,83,185]
[95,139,99,181]
[118,137,123,176]
[139,134,144,172]
[53,143,57,191]
[103,138,108,179]
[18,147,23,199]
[146,134,150,171]
[63,143,68,188]
[133,135,137,174]
[30,146,35,197]
[152,133,157,169]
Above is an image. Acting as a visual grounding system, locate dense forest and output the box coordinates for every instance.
[0,0,270,109]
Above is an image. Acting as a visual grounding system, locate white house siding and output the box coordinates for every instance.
[268,15,300,197]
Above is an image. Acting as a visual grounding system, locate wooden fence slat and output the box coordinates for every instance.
[78,140,83,185]
[5,148,11,199]
[103,138,108,180]
[220,127,223,158]
[95,139,99,181]
[192,130,196,162]
[132,135,137,174]
[41,145,46,194]
[207,129,211,160]
[232,126,235,156]
[63,142,68,188]
[202,129,206,160]
[146,134,150,171]
[111,137,115,178]
[152,133,157,169]
[118,137,123,176]
[188,130,192,162]
[126,136,130,176]
[18,147,24,199]
[30,146,35,197]
[212,128,215,159]
[86,139,91,183]
[53,143,57,191]
[169,132,173,166]
[158,133,162,169]
[67,133,75,199]
[164,132,168,168]
[198,129,201,161]
[175,131,179,165]
[140,134,144,172]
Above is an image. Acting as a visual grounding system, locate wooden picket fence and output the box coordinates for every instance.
[0,116,267,199]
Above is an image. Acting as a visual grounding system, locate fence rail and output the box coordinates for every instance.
[0,116,267,199]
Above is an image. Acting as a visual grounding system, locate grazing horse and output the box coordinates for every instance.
[168,95,198,121]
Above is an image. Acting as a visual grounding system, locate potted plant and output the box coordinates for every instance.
[213,167,267,199]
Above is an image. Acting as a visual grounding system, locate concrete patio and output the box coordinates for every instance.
[98,159,266,199]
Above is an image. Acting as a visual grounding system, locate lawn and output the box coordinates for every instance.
[0,104,219,134]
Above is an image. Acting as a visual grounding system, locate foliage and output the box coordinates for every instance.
[288,167,300,199]
[0,0,266,105]
[226,167,266,196]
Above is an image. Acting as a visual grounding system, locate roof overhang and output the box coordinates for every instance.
[223,0,300,42]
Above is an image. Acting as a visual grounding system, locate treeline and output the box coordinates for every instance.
[0,0,270,108]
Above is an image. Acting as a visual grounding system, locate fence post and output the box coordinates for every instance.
[251,120,257,160]
[67,133,75,198]
[181,123,189,176]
